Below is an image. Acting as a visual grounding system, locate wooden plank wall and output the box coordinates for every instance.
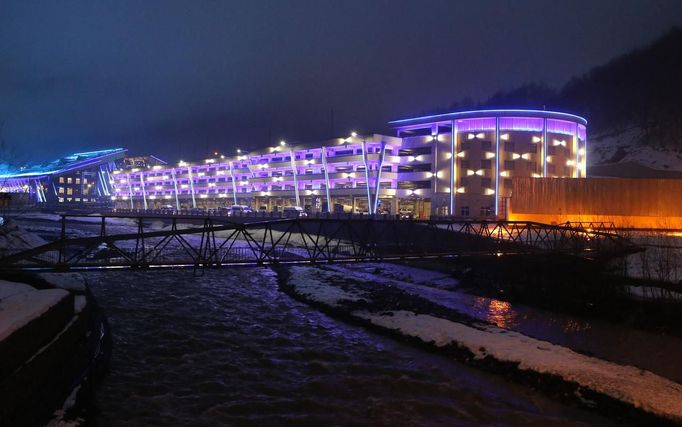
[509,177,682,227]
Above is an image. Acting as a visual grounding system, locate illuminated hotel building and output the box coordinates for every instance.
[392,109,587,217]
[0,149,125,205]
[2,109,587,218]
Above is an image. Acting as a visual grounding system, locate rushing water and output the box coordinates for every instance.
[84,269,614,426]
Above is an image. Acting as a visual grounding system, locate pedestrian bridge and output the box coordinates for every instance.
[0,214,638,272]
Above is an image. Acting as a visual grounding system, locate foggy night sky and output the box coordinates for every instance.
[2,0,682,163]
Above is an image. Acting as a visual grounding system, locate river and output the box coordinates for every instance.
[83,268,614,426]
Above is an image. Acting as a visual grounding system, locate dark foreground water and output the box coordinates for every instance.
[85,269,613,426]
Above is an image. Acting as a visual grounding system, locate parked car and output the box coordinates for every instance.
[399,210,414,220]
[227,205,253,216]
[283,206,307,218]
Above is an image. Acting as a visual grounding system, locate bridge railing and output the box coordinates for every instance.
[0,215,638,272]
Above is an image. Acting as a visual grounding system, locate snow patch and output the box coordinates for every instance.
[589,127,682,171]
[38,273,87,292]
[0,286,69,341]
[356,310,682,423]
[288,266,368,307]
[0,280,36,300]
[0,219,49,255]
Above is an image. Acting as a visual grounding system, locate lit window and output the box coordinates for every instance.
[83,178,88,184]
[75,178,81,184]
[59,177,64,184]
[58,187,64,194]
[67,177,72,184]
[67,188,73,195]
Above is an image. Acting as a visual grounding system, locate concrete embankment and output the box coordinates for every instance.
[0,272,110,426]
[0,217,110,427]
[278,265,682,425]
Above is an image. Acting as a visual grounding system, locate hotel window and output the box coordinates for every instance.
[83,178,88,184]
[58,197,64,203]
[481,141,492,151]
[67,188,73,195]
[59,177,64,184]
[504,141,515,151]
[67,177,73,184]
[504,161,515,170]
[504,179,513,188]
[75,178,81,184]
[460,160,470,169]
[480,159,492,169]
[58,187,64,194]
[460,206,470,217]
[481,178,491,188]
[480,206,492,217]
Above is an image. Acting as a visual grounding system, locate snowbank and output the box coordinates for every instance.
[0,281,69,341]
[282,266,682,423]
[589,126,682,171]
[38,273,87,292]
[357,310,682,423]
[0,219,49,255]
[287,266,368,306]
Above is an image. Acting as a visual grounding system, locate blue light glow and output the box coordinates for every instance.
[389,109,588,126]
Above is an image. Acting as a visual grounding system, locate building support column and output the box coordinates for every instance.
[450,120,457,216]
[229,161,238,205]
[139,173,148,210]
[289,150,301,207]
[542,118,548,177]
[494,117,500,217]
[573,123,579,178]
[171,168,180,210]
[361,140,373,214]
[372,141,387,214]
[321,146,332,212]
[126,174,134,209]
[187,167,197,208]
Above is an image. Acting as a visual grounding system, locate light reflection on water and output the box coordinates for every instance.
[85,269,608,426]
[472,297,513,329]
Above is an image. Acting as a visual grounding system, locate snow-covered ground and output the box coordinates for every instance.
[589,126,682,170]
[283,265,682,423]
[357,310,682,422]
[0,280,69,341]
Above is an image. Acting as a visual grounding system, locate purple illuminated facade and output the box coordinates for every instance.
[111,134,402,215]
[391,109,587,217]
[4,109,586,218]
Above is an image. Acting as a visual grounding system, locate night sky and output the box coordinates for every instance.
[2,0,682,163]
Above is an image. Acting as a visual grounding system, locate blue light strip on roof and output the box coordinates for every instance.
[389,109,588,126]
[0,148,127,179]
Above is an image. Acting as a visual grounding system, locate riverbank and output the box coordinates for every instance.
[0,220,110,426]
[277,264,682,425]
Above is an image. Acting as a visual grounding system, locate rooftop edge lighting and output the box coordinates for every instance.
[389,109,588,126]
